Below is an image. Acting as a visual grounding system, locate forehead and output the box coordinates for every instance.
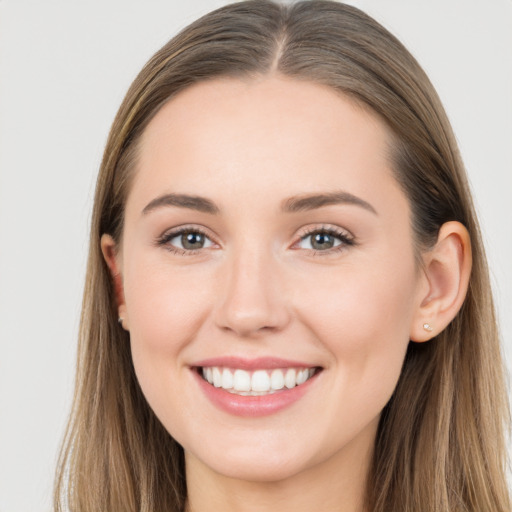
[128,75,404,218]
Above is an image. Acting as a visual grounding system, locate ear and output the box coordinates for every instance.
[410,221,472,342]
[101,234,129,330]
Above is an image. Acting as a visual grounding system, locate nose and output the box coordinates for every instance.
[214,244,291,338]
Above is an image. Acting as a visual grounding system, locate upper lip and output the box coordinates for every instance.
[191,356,319,371]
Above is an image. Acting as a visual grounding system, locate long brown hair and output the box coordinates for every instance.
[54,1,510,510]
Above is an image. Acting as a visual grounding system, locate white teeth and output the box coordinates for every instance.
[270,369,285,390]
[251,370,271,392]
[284,368,296,389]
[221,368,234,389]
[212,367,222,388]
[201,366,316,394]
[233,369,251,392]
[202,367,211,382]
[297,369,309,385]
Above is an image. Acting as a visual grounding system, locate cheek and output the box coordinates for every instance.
[122,255,214,405]
[301,254,416,340]
[124,256,211,350]
[297,254,418,401]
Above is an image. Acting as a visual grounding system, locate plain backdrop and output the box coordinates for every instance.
[0,1,511,510]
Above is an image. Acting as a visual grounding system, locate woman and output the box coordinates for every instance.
[53,1,510,511]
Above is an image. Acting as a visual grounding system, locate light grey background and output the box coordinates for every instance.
[0,1,510,510]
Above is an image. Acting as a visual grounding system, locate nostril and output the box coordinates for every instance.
[214,299,291,337]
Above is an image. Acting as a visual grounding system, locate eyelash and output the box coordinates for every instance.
[156,225,214,256]
[294,226,356,255]
[155,225,356,256]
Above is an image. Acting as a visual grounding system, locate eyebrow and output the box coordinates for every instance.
[141,190,377,216]
[142,193,220,215]
[281,191,377,215]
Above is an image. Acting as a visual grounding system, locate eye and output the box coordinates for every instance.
[295,227,355,252]
[157,227,215,253]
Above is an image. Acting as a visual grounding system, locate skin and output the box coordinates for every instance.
[102,75,471,512]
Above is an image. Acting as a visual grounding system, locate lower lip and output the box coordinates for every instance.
[192,369,319,417]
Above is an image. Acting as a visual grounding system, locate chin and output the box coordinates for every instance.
[191,448,313,484]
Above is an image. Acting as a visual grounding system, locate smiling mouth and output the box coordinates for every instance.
[197,366,321,396]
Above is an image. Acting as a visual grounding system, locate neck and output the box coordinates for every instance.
[185,419,376,512]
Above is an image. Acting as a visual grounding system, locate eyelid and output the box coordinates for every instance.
[154,223,356,256]
[155,224,219,254]
[292,224,356,254]
[296,224,354,239]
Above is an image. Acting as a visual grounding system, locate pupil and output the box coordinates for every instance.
[312,233,334,250]
[182,232,204,249]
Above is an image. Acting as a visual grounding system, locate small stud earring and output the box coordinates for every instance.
[423,323,433,332]
[118,317,124,325]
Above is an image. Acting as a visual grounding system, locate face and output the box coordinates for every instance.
[108,76,426,483]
